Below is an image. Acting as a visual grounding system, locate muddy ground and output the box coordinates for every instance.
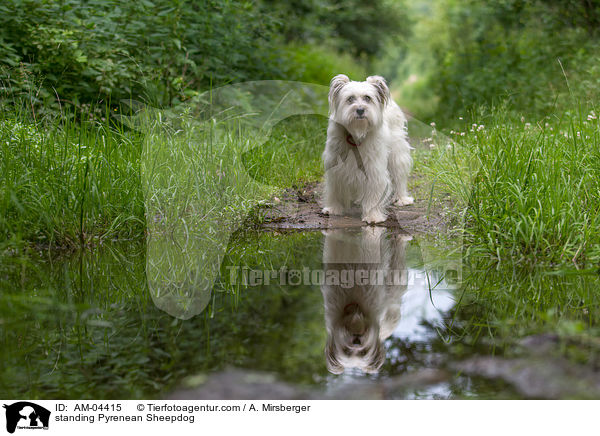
[260,177,456,234]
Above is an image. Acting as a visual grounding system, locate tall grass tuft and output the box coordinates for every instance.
[424,107,600,267]
[0,107,145,249]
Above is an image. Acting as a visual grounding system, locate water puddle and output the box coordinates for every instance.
[4,227,597,399]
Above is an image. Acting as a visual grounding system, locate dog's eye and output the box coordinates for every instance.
[363,95,372,102]
[347,96,355,103]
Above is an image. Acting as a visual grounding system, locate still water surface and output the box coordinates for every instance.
[1,228,519,399]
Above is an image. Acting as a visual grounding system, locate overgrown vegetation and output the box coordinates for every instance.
[0,0,401,112]
[0,0,402,249]
[0,111,144,248]
[377,0,600,349]
[388,0,600,121]
[420,108,600,268]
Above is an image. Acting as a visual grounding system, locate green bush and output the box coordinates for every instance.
[0,0,408,112]
[0,0,286,108]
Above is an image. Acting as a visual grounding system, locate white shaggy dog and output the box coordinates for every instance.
[321,227,410,374]
[322,75,414,224]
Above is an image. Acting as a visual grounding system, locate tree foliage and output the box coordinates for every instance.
[0,0,407,110]
[391,0,600,120]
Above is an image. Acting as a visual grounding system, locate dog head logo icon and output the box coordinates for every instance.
[3,402,50,433]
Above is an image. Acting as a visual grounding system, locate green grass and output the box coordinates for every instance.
[0,99,328,321]
[422,106,600,268]
[0,108,145,249]
[4,96,600,274]
[243,115,327,187]
[416,105,600,353]
[0,104,327,252]
[451,261,600,345]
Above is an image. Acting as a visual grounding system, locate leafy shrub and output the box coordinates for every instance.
[0,0,286,108]
[0,0,409,112]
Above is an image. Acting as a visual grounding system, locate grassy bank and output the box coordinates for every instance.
[4,101,600,271]
[422,106,600,268]
[416,105,600,353]
[0,106,328,251]
[0,110,144,249]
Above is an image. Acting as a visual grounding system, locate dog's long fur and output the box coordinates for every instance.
[321,228,410,374]
[322,75,414,224]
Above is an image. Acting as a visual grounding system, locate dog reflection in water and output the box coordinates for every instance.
[321,227,410,374]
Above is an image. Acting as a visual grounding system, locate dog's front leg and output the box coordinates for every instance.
[322,171,349,215]
[361,172,389,224]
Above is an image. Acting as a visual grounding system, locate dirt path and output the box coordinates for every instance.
[261,178,453,234]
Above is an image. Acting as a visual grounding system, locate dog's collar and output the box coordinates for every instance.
[346,134,361,147]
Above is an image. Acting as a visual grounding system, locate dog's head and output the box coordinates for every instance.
[328,74,391,141]
[325,302,385,374]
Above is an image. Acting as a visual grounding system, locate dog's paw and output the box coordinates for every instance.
[394,196,414,206]
[322,206,344,216]
[362,210,387,224]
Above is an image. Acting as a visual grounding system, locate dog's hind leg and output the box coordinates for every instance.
[389,142,414,206]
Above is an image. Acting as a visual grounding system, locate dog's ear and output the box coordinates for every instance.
[366,75,390,105]
[328,74,350,113]
[325,338,344,374]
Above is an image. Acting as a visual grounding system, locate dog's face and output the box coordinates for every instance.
[328,74,390,140]
[325,302,385,374]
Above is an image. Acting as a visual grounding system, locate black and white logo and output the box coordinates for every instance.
[3,402,50,434]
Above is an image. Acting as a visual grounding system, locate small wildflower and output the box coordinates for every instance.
[430,121,436,127]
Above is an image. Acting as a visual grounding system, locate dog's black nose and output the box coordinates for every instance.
[356,108,365,116]
[352,336,361,345]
